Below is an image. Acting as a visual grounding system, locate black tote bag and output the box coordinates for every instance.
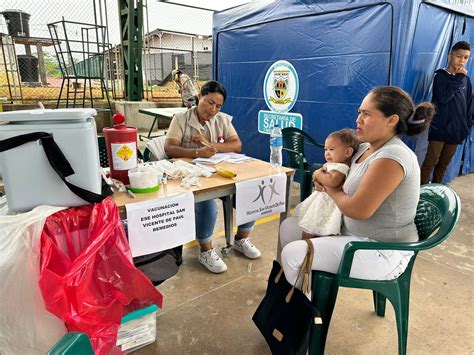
[252,239,321,354]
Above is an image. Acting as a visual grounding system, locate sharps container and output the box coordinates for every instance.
[0,108,102,212]
[103,111,138,185]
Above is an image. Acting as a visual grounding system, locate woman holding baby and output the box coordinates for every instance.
[280,86,435,284]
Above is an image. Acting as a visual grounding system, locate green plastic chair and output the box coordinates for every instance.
[46,332,94,355]
[143,147,152,162]
[281,127,324,201]
[309,183,461,355]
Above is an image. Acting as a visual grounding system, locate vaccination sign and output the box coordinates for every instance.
[260,60,303,134]
[126,192,195,256]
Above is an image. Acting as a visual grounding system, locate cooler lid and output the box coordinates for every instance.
[0,108,97,123]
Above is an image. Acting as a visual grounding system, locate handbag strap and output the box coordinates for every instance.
[0,132,113,203]
[302,239,314,293]
[285,239,314,302]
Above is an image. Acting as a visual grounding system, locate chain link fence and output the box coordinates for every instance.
[142,38,212,103]
[0,0,213,105]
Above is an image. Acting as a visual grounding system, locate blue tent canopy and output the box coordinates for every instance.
[213,0,473,182]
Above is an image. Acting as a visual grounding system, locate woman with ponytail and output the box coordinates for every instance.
[280,86,435,286]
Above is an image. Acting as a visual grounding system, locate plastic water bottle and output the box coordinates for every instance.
[270,124,283,167]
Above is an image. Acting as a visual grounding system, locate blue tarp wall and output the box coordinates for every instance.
[213,0,474,182]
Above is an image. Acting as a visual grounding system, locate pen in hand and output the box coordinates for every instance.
[201,140,218,153]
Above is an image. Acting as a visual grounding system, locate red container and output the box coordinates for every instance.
[103,112,138,185]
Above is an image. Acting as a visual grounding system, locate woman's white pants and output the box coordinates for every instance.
[280,216,414,287]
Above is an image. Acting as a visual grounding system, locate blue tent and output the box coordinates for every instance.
[213,0,473,182]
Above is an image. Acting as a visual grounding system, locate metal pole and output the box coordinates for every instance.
[117,0,144,101]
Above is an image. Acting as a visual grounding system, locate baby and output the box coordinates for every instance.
[296,128,359,239]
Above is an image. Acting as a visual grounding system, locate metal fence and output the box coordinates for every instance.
[142,47,211,102]
[0,0,213,105]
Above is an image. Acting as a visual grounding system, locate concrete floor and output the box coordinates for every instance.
[130,172,473,355]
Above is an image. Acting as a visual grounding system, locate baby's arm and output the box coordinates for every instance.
[313,168,346,188]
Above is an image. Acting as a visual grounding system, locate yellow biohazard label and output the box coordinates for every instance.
[116,144,134,161]
[111,142,137,170]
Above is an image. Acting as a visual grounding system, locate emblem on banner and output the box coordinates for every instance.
[273,71,289,99]
[252,178,281,205]
[235,174,287,225]
[263,60,299,113]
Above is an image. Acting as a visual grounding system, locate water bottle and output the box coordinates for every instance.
[270,124,283,167]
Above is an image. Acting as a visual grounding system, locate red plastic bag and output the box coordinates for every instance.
[39,197,163,355]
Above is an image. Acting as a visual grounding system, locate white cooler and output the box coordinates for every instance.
[0,108,102,212]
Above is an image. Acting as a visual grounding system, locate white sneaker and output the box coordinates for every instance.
[199,248,227,273]
[233,237,262,259]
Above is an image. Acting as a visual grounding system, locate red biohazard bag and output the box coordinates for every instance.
[39,197,163,355]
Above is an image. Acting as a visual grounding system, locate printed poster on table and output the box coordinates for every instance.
[125,192,195,257]
[235,173,287,225]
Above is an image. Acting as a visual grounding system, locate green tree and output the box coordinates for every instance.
[33,52,61,78]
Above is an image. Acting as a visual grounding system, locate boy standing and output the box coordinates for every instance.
[421,41,473,184]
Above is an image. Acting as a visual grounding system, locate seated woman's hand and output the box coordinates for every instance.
[192,135,217,151]
[191,134,207,145]
[313,166,327,179]
[313,180,325,192]
[312,167,327,191]
[197,146,217,158]
[324,184,342,195]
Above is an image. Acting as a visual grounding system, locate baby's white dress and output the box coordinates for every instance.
[296,162,349,236]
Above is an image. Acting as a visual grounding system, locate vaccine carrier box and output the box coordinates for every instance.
[116,304,159,353]
[0,108,102,212]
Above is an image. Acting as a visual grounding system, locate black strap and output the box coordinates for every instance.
[0,132,112,203]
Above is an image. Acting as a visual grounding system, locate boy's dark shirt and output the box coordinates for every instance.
[429,68,473,144]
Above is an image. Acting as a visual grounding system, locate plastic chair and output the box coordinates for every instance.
[309,183,461,355]
[281,127,324,201]
[143,147,152,162]
[46,332,94,355]
[144,135,168,161]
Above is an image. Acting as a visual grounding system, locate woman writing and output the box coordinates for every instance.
[165,80,261,274]
[280,86,435,284]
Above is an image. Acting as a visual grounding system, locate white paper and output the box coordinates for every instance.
[125,192,195,256]
[192,152,255,165]
[192,153,228,164]
[225,156,255,164]
[235,173,287,225]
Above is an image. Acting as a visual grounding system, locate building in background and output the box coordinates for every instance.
[144,29,212,86]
